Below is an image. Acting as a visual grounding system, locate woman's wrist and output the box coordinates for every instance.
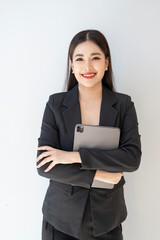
[69,151,82,164]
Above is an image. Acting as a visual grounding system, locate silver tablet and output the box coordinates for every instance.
[73,124,120,189]
[73,124,120,151]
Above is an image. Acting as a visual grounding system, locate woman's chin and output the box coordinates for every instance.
[78,81,102,89]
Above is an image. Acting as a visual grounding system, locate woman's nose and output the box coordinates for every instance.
[84,60,93,71]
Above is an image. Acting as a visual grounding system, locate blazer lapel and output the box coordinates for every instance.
[62,84,118,143]
[99,85,118,126]
[62,84,81,143]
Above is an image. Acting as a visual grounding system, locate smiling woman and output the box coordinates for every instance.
[36,29,141,240]
[65,29,114,93]
[70,41,109,88]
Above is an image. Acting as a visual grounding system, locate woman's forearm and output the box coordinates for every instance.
[70,152,123,184]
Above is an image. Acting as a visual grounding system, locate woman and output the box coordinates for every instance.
[36,29,142,240]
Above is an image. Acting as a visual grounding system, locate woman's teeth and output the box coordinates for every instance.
[82,73,96,76]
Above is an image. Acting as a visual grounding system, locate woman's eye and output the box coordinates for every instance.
[93,57,100,60]
[76,58,83,61]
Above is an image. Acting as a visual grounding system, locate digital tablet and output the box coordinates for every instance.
[73,124,120,151]
[73,124,120,189]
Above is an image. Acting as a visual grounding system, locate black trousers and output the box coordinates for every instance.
[42,192,123,240]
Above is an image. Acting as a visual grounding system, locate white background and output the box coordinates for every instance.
[0,0,160,239]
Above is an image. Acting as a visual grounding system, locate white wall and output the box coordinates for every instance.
[0,0,159,239]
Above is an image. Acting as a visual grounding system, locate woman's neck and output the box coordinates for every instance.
[78,82,102,102]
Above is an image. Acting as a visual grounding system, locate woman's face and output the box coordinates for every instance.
[71,40,109,88]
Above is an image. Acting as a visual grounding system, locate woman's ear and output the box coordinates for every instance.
[105,57,109,68]
[70,61,74,72]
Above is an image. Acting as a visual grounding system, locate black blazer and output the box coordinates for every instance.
[36,83,142,238]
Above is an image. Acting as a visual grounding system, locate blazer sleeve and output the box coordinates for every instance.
[36,95,96,189]
[79,95,142,172]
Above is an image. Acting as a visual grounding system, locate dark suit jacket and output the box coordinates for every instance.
[36,83,142,238]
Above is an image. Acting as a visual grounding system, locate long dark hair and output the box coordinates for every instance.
[63,29,115,92]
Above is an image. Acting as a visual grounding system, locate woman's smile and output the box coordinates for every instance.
[81,72,97,79]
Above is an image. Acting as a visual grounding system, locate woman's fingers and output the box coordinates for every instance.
[36,146,77,171]
[44,161,57,172]
[37,156,53,168]
[36,150,53,162]
[36,146,56,162]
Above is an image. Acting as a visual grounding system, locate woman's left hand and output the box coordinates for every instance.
[36,146,81,172]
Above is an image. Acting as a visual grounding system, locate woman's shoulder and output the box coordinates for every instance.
[103,84,131,102]
[46,90,68,108]
[49,90,67,100]
[111,90,134,112]
[103,84,132,104]
[47,85,78,107]
[104,87,134,112]
[113,90,131,101]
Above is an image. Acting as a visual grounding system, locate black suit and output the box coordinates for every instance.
[36,83,142,238]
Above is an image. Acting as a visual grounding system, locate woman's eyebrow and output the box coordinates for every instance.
[74,52,102,58]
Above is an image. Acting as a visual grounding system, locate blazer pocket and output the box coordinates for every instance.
[50,180,73,196]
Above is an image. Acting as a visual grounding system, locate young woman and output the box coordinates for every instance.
[36,29,142,240]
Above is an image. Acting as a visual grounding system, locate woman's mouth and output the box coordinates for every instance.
[81,72,97,79]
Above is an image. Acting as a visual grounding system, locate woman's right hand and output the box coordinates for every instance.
[93,169,123,184]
